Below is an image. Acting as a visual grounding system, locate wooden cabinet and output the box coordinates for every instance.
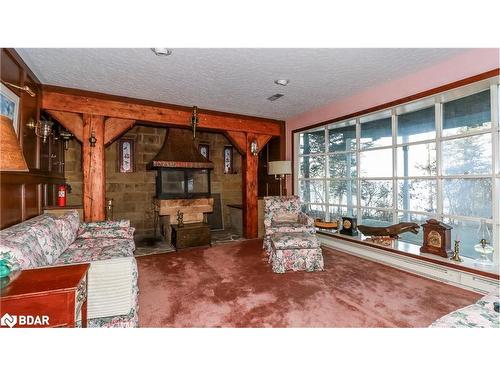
[0,263,89,328]
[171,222,211,249]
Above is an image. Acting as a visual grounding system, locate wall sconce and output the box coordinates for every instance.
[89,130,97,147]
[26,118,54,143]
[250,139,258,156]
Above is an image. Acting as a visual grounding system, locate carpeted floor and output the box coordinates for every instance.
[137,239,480,327]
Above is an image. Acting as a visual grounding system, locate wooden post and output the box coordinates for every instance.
[242,132,259,239]
[82,113,105,222]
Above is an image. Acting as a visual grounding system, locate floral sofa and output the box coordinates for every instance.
[0,211,138,328]
[430,289,499,328]
[263,195,316,252]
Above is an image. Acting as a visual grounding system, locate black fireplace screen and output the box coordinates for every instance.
[156,168,211,199]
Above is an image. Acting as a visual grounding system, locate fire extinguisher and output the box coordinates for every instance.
[57,184,67,207]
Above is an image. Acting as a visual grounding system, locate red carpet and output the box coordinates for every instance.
[137,239,479,327]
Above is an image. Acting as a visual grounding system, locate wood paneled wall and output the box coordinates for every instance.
[0,48,65,229]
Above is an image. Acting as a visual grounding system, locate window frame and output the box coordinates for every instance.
[294,78,500,264]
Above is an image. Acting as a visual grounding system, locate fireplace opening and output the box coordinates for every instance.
[156,168,211,199]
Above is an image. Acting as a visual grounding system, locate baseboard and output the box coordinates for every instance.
[319,234,499,295]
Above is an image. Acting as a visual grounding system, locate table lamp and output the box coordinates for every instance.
[268,160,291,196]
[0,115,29,172]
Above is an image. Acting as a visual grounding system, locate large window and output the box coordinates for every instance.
[296,82,500,262]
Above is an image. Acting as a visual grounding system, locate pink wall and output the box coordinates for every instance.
[285,48,499,192]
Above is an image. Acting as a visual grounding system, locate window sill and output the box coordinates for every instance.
[317,229,499,280]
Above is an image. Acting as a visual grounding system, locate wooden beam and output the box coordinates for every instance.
[42,89,281,136]
[242,133,259,239]
[225,131,247,155]
[82,114,105,222]
[255,134,273,153]
[104,117,136,146]
[46,110,83,142]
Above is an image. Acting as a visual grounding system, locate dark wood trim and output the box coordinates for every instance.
[291,69,500,135]
[319,231,499,280]
[0,171,65,185]
[6,49,42,85]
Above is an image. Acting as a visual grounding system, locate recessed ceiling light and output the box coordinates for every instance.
[267,93,284,102]
[151,48,173,56]
[274,79,290,86]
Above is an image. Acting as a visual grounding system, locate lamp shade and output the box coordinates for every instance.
[268,160,291,175]
[0,115,29,172]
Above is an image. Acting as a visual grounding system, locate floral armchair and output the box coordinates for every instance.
[263,195,315,251]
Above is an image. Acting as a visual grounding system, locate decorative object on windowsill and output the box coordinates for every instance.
[268,160,291,196]
[420,219,452,258]
[357,222,420,239]
[118,138,135,173]
[340,217,358,236]
[450,238,463,262]
[0,115,29,172]
[314,218,338,229]
[474,219,494,265]
[364,236,393,247]
[191,106,198,139]
[106,198,114,221]
[26,118,54,143]
[1,82,21,134]
[176,210,184,227]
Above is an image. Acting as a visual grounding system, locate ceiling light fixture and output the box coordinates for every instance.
[267,93,284,102]
[151,48,173,57]
[274,79,290,86]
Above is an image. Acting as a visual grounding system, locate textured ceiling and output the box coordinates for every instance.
[16,48,468,120]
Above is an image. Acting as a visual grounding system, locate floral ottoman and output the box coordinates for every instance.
[269,232,324,273]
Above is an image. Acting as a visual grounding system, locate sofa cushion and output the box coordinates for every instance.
[27,215,67,264]
[271,232,320,250]
[54,210,80,250]
[77,226,135,240]
[79,219,130,231]
[273,212,298,223]
[55,237,135,264]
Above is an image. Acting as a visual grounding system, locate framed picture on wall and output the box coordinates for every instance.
[198,143,210,160]
[1,82,20,135]
[224,146,233,174]
[118,138,135,173]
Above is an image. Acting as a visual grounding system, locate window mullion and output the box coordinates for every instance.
[324,126,329,221]
[435,102,443,221]
[356,118,362,224]
[490,83,499,265]
[392,109,398,224]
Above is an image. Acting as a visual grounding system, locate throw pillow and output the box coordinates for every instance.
[273,212,298,223]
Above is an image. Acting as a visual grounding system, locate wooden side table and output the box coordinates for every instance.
[171,222,211,250]
[0,263,90,328]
